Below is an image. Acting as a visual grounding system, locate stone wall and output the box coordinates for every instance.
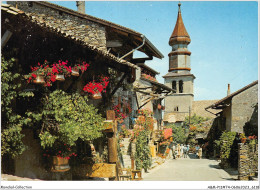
[9,1,106,50]
[238,143,258,180]
[231,84,258,133]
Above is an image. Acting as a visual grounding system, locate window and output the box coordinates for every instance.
[174,106,179,112]
[172,81,176,93]
[179,80,183,93]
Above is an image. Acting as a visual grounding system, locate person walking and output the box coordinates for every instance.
[183,145,188,158]
[172,143,176,159]
[168,139,175,159]
[187,144,190,157]
[198,146,203,159]
[180,144,184,158]
[195,144,200,158]
[177,144,181,158]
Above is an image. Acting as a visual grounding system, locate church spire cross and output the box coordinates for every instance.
[178,2,181,13]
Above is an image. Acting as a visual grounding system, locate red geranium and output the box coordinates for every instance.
[83,76,109,94]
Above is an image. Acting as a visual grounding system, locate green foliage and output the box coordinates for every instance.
[1,57,33,158]
[134,110,152,171]
[135,129,151,171]
[166,124,187,144]
[40,90,105,151]
[1,126,26,158]
[219,131,236,160]
[183,114,210,126]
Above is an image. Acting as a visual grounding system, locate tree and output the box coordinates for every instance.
[167,124,187,144]
[39,90,106,151]
[183,114,210,127]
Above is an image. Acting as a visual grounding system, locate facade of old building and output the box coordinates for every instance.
[2,1,172,180]
[205,80,258,134]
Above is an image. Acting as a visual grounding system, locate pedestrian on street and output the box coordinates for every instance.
[187,144,190,157]
[168,139,175,159]
[195,144,200,158]
[172,144,176,159]
[198,146,202,159]
[183,145,188,158]
[177,144,181,158]
[180,144,184,158]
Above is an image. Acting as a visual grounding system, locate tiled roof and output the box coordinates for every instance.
[141,77,174,92]
[206,80,258,109]
[1,3,138,69]
[27,1,163,59]
[169,3,191,45]
[137,63,160,75]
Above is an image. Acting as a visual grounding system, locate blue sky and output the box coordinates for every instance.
[51,1,258,100]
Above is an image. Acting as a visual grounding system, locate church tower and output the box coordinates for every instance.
[163,3,195,124]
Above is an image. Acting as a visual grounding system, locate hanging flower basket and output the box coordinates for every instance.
[71,68,80,76]
[161,106,165,110]
[33,74,45,84]
[90,92,102,100]
[55,74,65,81]
[51,156,70,172]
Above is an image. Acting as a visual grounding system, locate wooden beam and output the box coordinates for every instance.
[110,73,127,97]
[1,30,13,49]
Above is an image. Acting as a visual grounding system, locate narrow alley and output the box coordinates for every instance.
[142,154,236,181]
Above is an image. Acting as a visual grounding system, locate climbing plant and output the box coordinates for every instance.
[218,131,236,160]
[132,109,152,171]
[1,57,34,158]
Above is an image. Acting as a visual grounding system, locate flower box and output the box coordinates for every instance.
[33,75,45,84]
[71,68,80,76]
[55,74,65,81]
[51,156,70,172]
[90,92,102,100]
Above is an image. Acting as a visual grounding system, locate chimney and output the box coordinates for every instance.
[227,84,230,96]
[76,1,85,14]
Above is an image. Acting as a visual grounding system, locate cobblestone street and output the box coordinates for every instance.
[142,154,236,181]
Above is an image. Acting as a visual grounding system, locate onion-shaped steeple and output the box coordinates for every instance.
[169,3,191,46]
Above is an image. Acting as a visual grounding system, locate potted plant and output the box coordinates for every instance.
[39,90,105,171]
[51,60,72,81]
[72,61,90,76]
[83,76,109,99]
[27,61,50,84]
[43,142,77,172]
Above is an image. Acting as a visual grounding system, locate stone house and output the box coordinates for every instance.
[2,1,170,180]
[205,80,258,134]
